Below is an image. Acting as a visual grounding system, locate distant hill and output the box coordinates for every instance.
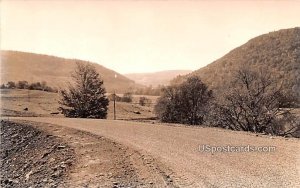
[125,70,192,87]
[173,28,300,97]
[1,51,140,93]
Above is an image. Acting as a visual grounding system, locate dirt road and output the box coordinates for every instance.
[5,120,176,187]
[9,117,300,187]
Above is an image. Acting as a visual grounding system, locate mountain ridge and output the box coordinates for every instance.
[1,50,140,93]
[172,27,300,97]
[125,70,192,87]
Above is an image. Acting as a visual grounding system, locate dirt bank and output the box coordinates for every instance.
[0,120,75,187]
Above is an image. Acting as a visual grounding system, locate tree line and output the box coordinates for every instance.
[107,93,152,106]
[132,85,164,96]
[1,81,57,92]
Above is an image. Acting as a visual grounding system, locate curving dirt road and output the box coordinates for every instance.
[9,117,300,187]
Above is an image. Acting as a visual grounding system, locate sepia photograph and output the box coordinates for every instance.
[0,0,299,187]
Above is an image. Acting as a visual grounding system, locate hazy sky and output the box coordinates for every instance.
[1,0,300,74]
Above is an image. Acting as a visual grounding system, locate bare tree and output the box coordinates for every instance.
[59,62,109,119]
[211,68,299,136]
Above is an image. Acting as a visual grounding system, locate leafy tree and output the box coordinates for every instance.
[59,62,109,118]
[155,76,213,125]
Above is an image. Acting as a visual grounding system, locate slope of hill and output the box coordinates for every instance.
[173,27,300,97]
[125,70,192,87]
[1,51,139,93]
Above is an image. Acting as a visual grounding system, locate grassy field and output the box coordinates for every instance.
[0,89,159,120]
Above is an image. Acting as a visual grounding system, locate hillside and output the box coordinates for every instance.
[1,51,140,93]
[125,70,192,87]
[173,28,300,97]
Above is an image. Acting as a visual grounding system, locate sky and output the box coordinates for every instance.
[1,0,300,74]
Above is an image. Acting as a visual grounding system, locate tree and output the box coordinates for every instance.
[41,81,47,91]
[7,81,16,89]
[0,84,6,89]
[29,82,42,90]
[108,93,121,102]
[211,68,299,136]
[59,62,109,118]
[121,92,133,103]
[139,96,151,106]
[155,76,213,125]
[17,81,29,89]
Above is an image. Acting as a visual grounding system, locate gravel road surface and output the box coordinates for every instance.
[9,117,300,187]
